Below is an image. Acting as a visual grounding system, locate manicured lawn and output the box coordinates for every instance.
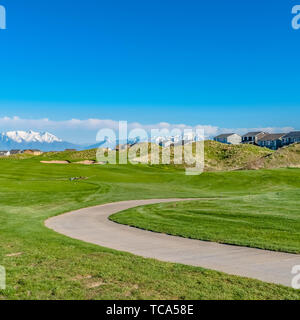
[0,159,299,299]
[111,190,300,253]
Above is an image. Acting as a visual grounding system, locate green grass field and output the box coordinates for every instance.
[111,189,300,253]
[0,158,300,299]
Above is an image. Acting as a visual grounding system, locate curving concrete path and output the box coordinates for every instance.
[45,199,300,288]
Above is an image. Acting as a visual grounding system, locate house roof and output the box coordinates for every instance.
[242,131,266,137]
[214,133,237,139]
[283,131,300,139]
[258,133,285,142]
[24,149,41,152]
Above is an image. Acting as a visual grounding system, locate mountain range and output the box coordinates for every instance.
[0,130,80,152]
[0,130,200,152]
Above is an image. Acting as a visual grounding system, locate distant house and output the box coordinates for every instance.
[115,142,137,151]
[242,132,268,145]
[23,149,43,156]
[65,149,77,152]
[214,133,241,145]
[257,133,285,150]
[10,150,22,155]
[0,151,10,156]
[282,131,300,146]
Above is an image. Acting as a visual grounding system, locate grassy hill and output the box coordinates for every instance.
[252,143,300,170]
[203,140,272,171]
[38,148,98,163]
[5,141,300,172]
[123,141,273,171]
[33,141,271,170]
[206,141,300,171]
[35,141,275,171]
[205,141,300,171]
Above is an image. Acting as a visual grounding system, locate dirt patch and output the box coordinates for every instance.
[71,275,104,289]
[41,160,70,164]
[72,275,93,281]
[86,281,105,289]
[6,252,23,257]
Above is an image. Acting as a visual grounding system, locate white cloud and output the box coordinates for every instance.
[0,116,295,144]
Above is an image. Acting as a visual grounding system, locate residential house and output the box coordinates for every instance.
[23,149,43,156]
[282,131,300,146]
[10,150,22,155]
[242,132,268,145]
[214,133,242,145]
[0,151,10,156]
[115,141,138,151]
[257,133,285,150]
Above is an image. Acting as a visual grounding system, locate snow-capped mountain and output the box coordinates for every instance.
[2,130,62,144]
[0,130,80,151]
[0,130,204,152]
[151,132,202,147]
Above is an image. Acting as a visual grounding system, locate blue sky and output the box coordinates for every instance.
[0,0,299,143]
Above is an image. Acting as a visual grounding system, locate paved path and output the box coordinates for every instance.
[45,199,300,287]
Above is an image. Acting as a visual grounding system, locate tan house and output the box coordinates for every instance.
[23,149,43,156]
